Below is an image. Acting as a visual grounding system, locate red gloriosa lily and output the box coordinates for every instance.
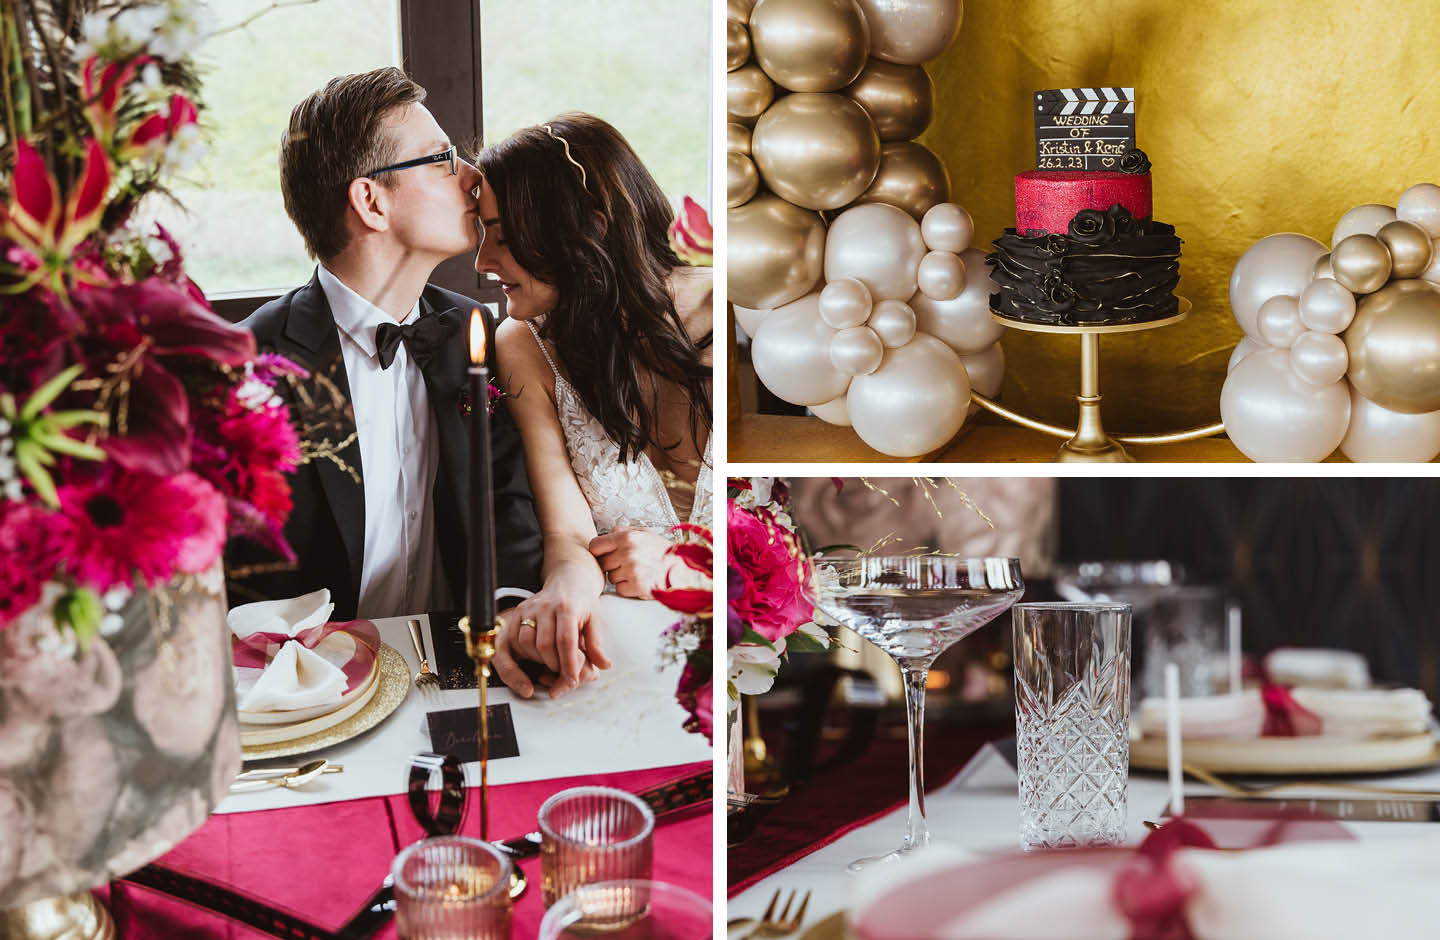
[81,56,152,145]
[123,94,199,160]
[2,139,112,290]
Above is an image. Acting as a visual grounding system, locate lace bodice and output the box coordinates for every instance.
[527,322,712,534]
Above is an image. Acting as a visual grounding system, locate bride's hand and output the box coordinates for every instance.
[493,590,612,699]
[588,527,678,599]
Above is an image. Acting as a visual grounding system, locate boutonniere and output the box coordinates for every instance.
[459,381,508,417]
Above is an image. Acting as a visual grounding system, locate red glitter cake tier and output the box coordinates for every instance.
[1015,170,1152,234]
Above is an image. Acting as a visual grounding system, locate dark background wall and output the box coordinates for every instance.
[1057,478,1440,704]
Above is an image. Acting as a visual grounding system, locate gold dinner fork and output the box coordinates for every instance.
[742,887,812,938]
[407,619,441,697]
[1184,762,1440,799]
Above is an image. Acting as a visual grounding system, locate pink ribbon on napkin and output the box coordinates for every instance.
[1259,682,1325,737]
[232,619,380,693]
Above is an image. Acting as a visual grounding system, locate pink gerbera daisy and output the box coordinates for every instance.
[0,503,72,628]
[58,468,227,591]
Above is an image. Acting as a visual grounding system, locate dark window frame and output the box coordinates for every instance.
[209,0,504,324]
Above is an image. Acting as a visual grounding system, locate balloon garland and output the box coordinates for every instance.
[1222,183,1440,462]
[728,0,996,458]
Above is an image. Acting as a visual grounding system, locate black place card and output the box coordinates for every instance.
[426,704,520,763]
[428,611,503,690]
[1165,795,1440,822]
[1034,87,1136,171]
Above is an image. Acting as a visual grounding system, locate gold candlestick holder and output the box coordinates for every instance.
[459,613,527,899]
[971,298,1226,462]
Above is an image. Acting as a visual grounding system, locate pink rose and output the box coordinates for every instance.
[727,500,813,643]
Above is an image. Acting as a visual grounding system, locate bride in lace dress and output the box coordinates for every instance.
[475,113,712,699]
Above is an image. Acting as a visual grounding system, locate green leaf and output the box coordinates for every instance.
[22,364,85,421]
[785,629,830,653]
[812,543,862,556]
[739,628,775,650]
[54,587,103,652]
[14,443,57,507]
[44,409,108,431]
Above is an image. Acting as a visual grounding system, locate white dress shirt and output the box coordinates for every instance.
[318,265,440,619]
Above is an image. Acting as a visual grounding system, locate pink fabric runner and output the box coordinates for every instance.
[100,761,710,938]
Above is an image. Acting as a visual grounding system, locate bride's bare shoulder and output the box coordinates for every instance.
[495,316,553,394]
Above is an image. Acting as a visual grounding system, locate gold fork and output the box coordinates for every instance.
[407,619,441,696]
[742,888,812,939]
[1184,762,1440,799]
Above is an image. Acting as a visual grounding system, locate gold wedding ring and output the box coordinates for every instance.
[519,618,538,630]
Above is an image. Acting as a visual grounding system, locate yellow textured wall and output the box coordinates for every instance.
[924,0,1440,431]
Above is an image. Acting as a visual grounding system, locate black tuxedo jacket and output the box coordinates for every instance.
[224,273,543,620]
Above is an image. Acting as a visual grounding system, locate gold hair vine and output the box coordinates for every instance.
[543,124,588,192]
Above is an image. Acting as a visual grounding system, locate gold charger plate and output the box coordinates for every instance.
[799,912,847,939]
[1130,733,1440,776]
[241,643,409,760]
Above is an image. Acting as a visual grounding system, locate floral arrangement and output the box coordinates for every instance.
[667,196,712,267]
[0,0,300,645]
[654,523,714,742]
[726,477,827,707]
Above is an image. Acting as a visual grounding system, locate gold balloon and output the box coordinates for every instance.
[1378,220,1435,279]
[750,0,869,92]
[728,0,755,23]
[727,64,775,126]
[844,59,933,141]
[728,193,827,309]
[752,93,880,211]
[853,0,963,65]
[1345,279,1440,414]
[1313,252,1333,281]
[727,151,760,208]
[850,141,950,220]
[1331,233,1392,295]
[727,122,752,154]
[727,18,751,71]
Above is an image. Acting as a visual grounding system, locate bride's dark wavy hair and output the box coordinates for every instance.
[476,113,711,463]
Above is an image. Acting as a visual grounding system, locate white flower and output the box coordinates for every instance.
[102,587,132,611]
[161,123,207,174]
[793,621,830,648]
[99,614,125,637]
[731,477,773,511]
[728,638,785,697]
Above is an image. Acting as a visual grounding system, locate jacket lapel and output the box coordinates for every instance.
[276,274,366,613]
[419,290,471,603]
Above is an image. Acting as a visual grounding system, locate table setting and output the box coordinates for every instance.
[726,477,1440,939]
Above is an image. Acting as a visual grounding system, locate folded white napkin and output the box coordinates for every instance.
[849,836,1440,939]
[1265,647,1370,689]
[1135,686,1434,740]
[228,589,347,713]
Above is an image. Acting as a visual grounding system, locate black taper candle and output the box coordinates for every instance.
[467,310,497,635]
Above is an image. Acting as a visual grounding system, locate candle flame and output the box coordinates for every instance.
[469,308,486,364]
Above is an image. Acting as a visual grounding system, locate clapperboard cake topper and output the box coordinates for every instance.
[1034,88,1136,171]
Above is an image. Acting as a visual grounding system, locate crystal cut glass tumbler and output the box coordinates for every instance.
[392,836,513,939]
[1013,602,1132,851]
[538,786,655,917]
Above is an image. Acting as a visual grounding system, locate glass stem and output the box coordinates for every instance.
[900,665,929,852]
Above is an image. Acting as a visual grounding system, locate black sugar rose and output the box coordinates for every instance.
[1106,203,1137,235]
[1042,234,1069,256]
[1119,148,1151,174]
[1068,209,1115,245]
[1043,272,1077,310]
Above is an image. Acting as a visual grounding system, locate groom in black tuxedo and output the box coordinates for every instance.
[225,68,541,620]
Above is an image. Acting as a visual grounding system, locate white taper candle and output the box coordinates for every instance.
[1166,661,1184,817]
[1227,603,1243,695]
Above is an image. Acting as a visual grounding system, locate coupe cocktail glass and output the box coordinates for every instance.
[813,555,1024,870]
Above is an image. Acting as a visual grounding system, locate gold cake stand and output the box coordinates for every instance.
[970,298,1226,462]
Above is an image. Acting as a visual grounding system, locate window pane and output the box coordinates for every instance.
[479,0,709,211]
[148,0,401,296]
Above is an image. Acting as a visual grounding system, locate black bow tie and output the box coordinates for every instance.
[374,307,461,370]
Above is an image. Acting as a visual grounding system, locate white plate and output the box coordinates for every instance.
[240,644,407,756]
[237,652,380,725]
[1130,733,1440,775]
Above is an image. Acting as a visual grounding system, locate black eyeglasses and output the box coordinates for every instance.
[366,145,458,178]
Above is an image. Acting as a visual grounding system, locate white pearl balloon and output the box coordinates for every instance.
[916,250,966,300]
[847,333,970,457]
[819,277,873,328]
[1228,336,1265,373]
[733,305,772,338]
[1289,330,1349,386]
[810,395,851,426]
[1422,239,1440,285]
[829,326,885,376]
[1340,386,1440,462]
[1331,204,1396,249]
[1257,295,1305,348]
[1298,277,1357,334]
[1397,183,1440,239]
[910,247,1003,354]
[920,203,973,253]
[1229,233,1328,340]
[867,299,917,348]
[1220,347,1351,462]
[750,292,852,405]
[959,341,1004,417]
[824,202,926,301]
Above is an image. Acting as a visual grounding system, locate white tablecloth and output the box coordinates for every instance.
[218,595,710,814]
[731,738,1440,924]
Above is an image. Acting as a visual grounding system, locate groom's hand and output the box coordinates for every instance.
[494,591,612,699]
[589,527,676,600]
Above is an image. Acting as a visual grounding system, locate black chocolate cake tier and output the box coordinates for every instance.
[986,205,1181,326]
